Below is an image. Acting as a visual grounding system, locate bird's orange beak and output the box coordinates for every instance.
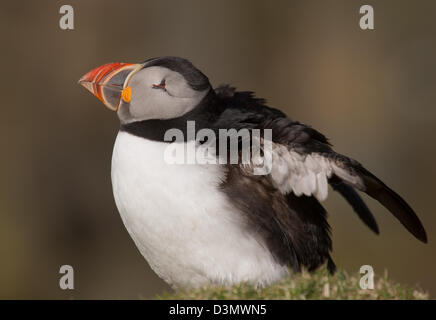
[79,62,143,111]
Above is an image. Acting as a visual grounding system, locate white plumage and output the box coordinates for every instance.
[111,131,288,288]
[255,143,364,202]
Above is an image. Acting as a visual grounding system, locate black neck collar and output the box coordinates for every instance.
[120,90,220,142]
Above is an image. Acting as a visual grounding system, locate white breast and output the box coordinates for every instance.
[111,131,288,288]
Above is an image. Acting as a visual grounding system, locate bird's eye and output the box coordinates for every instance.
[152,79,166,90]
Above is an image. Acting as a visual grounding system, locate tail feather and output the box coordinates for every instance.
[356,166,427,243]
[330,177,379,234]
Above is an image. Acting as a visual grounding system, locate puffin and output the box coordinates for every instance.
[79,56,427,289]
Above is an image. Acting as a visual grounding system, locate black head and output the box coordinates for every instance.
[142,56,210,92]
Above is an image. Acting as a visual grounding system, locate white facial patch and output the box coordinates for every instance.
[118,66,209,123]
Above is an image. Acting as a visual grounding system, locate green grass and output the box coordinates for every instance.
[157,267,428,300]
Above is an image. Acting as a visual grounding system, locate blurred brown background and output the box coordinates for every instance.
[0,0,435,299]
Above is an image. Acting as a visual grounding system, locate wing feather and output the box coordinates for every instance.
[214,86,427,257]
